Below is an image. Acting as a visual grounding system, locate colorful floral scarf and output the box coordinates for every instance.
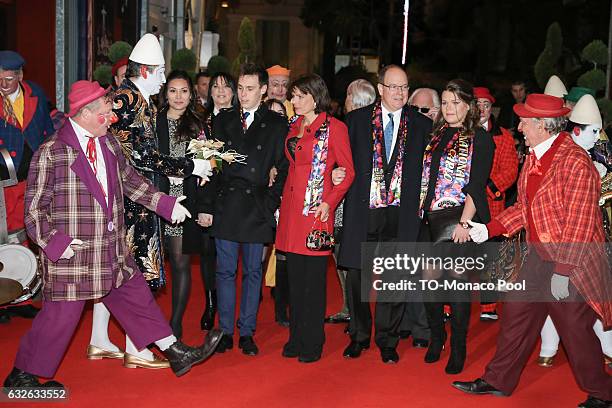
[419,126,474,214]
[369,102,408,209]
[303,115,331,215]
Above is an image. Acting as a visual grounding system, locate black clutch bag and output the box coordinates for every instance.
[424,205,464,244]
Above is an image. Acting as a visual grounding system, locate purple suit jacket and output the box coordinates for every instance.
[24,121,176,301]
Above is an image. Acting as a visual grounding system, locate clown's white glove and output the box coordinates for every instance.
[171,196,192,224]
[60,239,83,260]
[551,274,570,300]
[467,220,488,243]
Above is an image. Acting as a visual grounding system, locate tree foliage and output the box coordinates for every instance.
[582,40,608,69]
[108,41,132,64]
[232,17,257,76]
[171,48,198,73]
[93,64,112,87]
[207,55,231,75]
[534,22,563,88]
[577,68,606,92]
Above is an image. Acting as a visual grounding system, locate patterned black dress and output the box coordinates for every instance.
[110,79,195,290]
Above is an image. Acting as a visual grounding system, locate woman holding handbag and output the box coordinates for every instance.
[275,74,355,363]
[418,79,494,374]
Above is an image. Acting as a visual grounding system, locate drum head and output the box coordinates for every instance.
[0,244,38,286]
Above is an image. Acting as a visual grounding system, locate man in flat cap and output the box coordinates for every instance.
[2,80,222,391]
[0,50,54,320]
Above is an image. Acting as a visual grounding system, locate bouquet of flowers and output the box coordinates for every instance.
[187,138,248,169]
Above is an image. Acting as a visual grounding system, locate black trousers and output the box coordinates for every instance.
[286,253,328,358]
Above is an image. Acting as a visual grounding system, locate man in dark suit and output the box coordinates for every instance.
[338,65,432,363]
[210,63,289,356]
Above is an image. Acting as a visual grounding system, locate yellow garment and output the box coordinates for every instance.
[12,90,24,127]
[264,246,277,287]
[283,99,295,118]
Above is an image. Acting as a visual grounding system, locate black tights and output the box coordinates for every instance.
[167,236,191,339]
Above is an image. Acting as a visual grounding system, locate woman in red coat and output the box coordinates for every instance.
[275,74,355,362]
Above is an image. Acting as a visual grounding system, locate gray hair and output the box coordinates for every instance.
[347,79,376,110]
[533,116,567,135]
[408,88,440,108]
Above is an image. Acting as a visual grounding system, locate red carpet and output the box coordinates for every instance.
[0,259,604,408]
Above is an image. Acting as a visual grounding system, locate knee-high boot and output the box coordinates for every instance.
[423,301,447,363]
[445,301,470,374]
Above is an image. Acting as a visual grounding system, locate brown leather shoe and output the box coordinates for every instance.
[123,353,170,369]
[537,356,554,367]
[87,345,125,360]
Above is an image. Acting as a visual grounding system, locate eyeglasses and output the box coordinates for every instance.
[381,83,409,93]
[411,105,431,114]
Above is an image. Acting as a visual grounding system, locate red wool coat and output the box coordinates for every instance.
[486,124,519,217]
[495,132,612,329]
[276,113,355,256]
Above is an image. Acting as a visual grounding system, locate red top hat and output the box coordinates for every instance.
[513,93,570,118]
[68,80,109,117]
[474,87,495,104]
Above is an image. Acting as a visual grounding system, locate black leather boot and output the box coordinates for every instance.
[445,302,470,374]
[162,329,223,377]
[424,301,446,363]
[200,290,217,331]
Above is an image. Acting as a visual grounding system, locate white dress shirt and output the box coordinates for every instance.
[381,104,402,158]
[531,133,560,160]
[69,118,108,204]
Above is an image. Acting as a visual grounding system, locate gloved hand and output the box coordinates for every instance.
[60,239,84,260]
[551,273,570,300]
[168,177,183,186]
[171,196,192,224]
[192,159,213,179]
[467,220,488,243]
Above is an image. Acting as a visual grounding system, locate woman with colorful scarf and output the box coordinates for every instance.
[419,79,494,374]
[275,74,355,363]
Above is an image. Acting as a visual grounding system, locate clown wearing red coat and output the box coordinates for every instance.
[454,94,612,408]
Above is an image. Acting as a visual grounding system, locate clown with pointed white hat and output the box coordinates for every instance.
[87,33,214,369]
[543,75,568,99]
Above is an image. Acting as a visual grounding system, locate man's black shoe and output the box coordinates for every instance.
[298,354,321,363]
[282,343,298,358]
[4,305,40,319]
[577,396,612,408]
[238,336,259,356]
[3,368,64,391]
[380,348,399,364]
[413,338,429,348]
[163,338,220,377]
[201,329,223,360]
[451,378,507,396]
[324,313,350,324]
[343,341,369,358]
[215,334,234,353]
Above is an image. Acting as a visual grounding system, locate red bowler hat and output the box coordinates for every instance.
[513,93,570,118]
[474,87,495,104]
[68,80,109,117]
[111,57,129,77]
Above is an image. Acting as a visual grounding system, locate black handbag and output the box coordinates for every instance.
[306,218,335,251]
[424,205,464,244]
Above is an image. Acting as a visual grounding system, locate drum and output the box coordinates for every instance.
[0,244,41,304]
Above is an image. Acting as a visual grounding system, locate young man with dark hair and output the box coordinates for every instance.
[210,63,289,356]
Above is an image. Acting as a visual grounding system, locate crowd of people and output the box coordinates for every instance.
[0,31,611,407]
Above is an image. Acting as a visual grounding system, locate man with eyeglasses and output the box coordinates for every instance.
[338,64,432,364]
[408,88,440,121]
